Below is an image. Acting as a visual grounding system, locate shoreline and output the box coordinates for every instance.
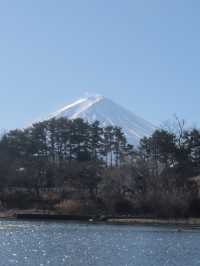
[0,210,200,227]
[106,218,200,227]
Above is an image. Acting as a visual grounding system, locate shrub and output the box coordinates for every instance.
[188,199,200,217]
[114,199,133,215]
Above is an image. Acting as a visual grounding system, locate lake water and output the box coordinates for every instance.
[0,220,200,266]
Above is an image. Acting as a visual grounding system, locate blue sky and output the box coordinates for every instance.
[0,0,200,130]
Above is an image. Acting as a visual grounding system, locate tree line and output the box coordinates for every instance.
[0,117,200,217]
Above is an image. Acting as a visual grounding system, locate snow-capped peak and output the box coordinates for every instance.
[48,95,156,145]
[49,95,104,119]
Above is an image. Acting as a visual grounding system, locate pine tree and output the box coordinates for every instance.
[89,121,103,161]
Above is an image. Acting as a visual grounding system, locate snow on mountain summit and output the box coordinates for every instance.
[49,95,156,145]
[50,95,104,120]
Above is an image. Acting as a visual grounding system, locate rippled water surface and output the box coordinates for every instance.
[0,220,200,265]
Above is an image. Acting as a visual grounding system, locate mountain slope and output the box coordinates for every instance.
[49,95,156,145]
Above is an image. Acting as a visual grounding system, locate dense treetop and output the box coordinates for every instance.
[0,117,200,217]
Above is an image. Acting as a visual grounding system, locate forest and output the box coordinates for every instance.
[0,117,200,218]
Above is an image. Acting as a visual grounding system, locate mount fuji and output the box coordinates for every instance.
[48,95,156,145]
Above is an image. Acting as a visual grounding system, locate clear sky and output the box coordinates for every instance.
[1,0,200,130]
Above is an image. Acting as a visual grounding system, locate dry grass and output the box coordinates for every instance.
[55,200,81,214]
